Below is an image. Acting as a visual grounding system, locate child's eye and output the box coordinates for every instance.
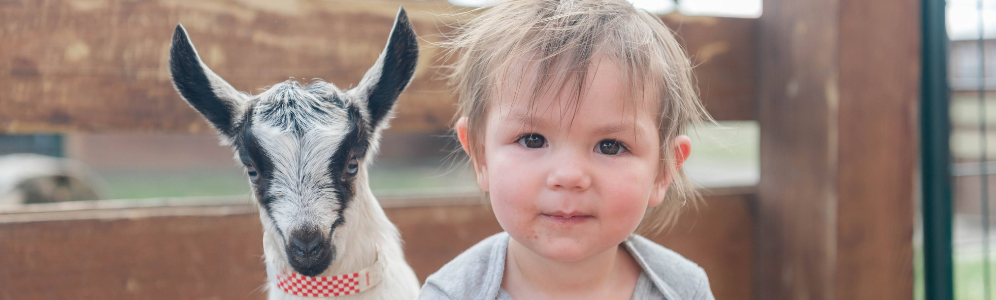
[517,134,547,148]
[595,139,627,155]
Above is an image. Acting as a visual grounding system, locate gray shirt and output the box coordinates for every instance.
[494,272,661,300]
[419,232,715,300]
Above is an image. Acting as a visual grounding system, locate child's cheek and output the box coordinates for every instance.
[486,153,543,240]
[599,165,654,233]
[489,182,540,245]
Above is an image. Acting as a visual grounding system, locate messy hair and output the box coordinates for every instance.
[440,0,712,234]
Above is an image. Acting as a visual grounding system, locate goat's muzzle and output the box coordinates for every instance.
[286,229,334,277]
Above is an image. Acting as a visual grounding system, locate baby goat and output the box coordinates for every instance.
[169,8,420,299]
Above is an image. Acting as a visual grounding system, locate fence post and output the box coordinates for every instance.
[920,0,954,297]
[756,0,919,298]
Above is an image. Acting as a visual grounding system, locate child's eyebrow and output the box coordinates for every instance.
[507,113,551,130]
[508,111,647,137]
[592,123,646,136]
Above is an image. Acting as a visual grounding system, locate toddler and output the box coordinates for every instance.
[420,0,714,299]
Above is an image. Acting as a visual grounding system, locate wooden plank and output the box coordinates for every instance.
[661,14,756,121]
[0,193,753,300]
[755,0,917,298]
[835,0,918,298]
[755,0,839,297]
[0,215,267,300]
[0,0,755,134]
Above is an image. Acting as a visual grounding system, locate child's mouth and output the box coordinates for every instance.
[541,213,594,225]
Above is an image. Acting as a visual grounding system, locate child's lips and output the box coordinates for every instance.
[540,213,594,225]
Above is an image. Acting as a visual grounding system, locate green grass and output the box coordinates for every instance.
[914,244,996,300]
[98,169,250,199]
[367,160,477,191]
[916,246,924,300]
[91,121,759,199]
[955,254,996,300]
[687,120,759,163]
[94,159,478,200]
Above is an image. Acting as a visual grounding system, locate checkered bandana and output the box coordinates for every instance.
[275,250,383,297]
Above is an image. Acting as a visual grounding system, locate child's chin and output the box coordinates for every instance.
[520,236,600,262]
[541,250,592,262]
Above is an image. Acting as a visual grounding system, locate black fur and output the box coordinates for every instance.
[358,7,419,129]
[234,104,281,238]
[169,6,418,278]
[328,104,370,236]
[169,24,239,137]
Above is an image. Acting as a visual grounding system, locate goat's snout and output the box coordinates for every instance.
[286,229,334,277]
[291,233,322,257]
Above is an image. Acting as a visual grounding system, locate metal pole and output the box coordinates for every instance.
[978,0,990,297]
[921,0,954,298]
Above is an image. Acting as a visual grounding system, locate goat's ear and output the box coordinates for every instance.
[350,6,419,131]
[169,24,246,138]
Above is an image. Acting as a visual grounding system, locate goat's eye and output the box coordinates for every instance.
[595,139,627,155]
[517,134,547,149]
[346,157,359,176]
[247,166,259,182]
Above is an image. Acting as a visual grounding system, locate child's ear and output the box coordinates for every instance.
[649,135,692,207]
[456,117,489,192]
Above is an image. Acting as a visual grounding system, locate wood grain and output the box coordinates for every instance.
[661,14,756,121]
[755,0,839,297]
[835,0,917,297]
[755,0,917,298]
[0,0,755,134]
[0,194,754,300]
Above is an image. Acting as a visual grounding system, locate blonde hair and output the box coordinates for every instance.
[440,0,712,234]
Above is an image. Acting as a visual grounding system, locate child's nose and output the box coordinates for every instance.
[546,161,591,192]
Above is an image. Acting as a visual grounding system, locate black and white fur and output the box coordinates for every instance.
[169,8,420,299]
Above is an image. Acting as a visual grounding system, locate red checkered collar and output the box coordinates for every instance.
[276,247,384,298]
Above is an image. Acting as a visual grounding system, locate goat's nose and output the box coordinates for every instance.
[290,232,323,256]
[285,229,333,277]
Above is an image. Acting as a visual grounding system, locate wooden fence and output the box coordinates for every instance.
[0,0,753,133]
[0,0,920,299]
[0,190,754,299]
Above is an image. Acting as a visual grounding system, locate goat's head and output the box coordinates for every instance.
[168,8,418,276]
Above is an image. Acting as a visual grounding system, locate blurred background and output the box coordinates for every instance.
[929,0,995,300]
[0,0,975,299]
[0,0,763,205]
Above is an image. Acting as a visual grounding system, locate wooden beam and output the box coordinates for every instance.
[0,0,755,134]
[835,0,918,298]
[0,193,754,299]
[661,14,756,121]
[755,0,918,298]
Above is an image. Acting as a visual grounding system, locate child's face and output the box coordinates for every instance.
[472,58,671,262]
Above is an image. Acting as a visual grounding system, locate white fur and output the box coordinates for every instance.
[259,168,420,299]
[247,83,419,299]
[172,16,420,299]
